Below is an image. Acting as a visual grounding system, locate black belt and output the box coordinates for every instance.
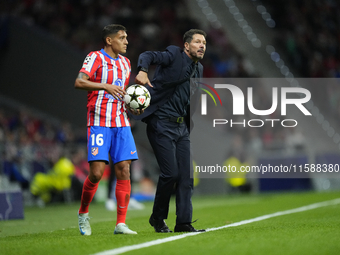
[168,117,184,123]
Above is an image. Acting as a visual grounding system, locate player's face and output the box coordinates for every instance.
[110,30,128,55]
[185,34,206,61]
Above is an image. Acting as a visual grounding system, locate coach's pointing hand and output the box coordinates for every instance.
[135,71,153,87]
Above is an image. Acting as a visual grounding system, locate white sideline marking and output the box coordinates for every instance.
[93,198,340,255]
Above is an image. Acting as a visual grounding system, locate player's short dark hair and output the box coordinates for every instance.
[183,29,207,43]
[102,24,127,44]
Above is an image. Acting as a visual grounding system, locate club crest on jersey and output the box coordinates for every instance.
[91,147,98,156]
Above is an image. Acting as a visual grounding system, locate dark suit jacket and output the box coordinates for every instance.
[133,45,203,130]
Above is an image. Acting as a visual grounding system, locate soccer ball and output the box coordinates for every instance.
[124,84,151,111]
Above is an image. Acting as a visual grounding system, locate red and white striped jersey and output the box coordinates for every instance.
[79,49,131,127]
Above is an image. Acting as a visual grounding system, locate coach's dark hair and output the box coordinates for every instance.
[183,29,206,43]
[102,24,127,44]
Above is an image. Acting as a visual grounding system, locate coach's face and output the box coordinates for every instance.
[185,34,206,62]
[108,30,128,55]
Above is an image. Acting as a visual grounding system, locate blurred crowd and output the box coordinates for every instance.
[262,0,340,120]
[0,102,88,203]
[2,0,256,78]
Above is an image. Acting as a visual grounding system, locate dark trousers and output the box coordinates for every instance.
[146,116,193,224]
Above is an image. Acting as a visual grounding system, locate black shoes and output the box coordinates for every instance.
[149,215,173,233]
[174,223,206,233]
[149,215,205,233]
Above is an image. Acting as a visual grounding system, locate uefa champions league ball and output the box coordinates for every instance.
[124,84,151,111]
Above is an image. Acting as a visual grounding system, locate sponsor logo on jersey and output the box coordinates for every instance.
[114,78,123,87]
[105,94,115,100]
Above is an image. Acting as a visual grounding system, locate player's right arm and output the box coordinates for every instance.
[74,72,126,100]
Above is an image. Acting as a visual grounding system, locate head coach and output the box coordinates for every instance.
[134,29,207,233]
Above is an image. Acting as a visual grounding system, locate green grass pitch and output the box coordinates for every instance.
[1,190,340,255]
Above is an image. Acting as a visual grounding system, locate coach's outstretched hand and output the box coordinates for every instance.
[135,71,153,87]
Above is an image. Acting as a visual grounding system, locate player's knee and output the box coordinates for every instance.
[115,163,130,180]
[121,169,130,180]
[89,168,104,183]
[89,174,101,183]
